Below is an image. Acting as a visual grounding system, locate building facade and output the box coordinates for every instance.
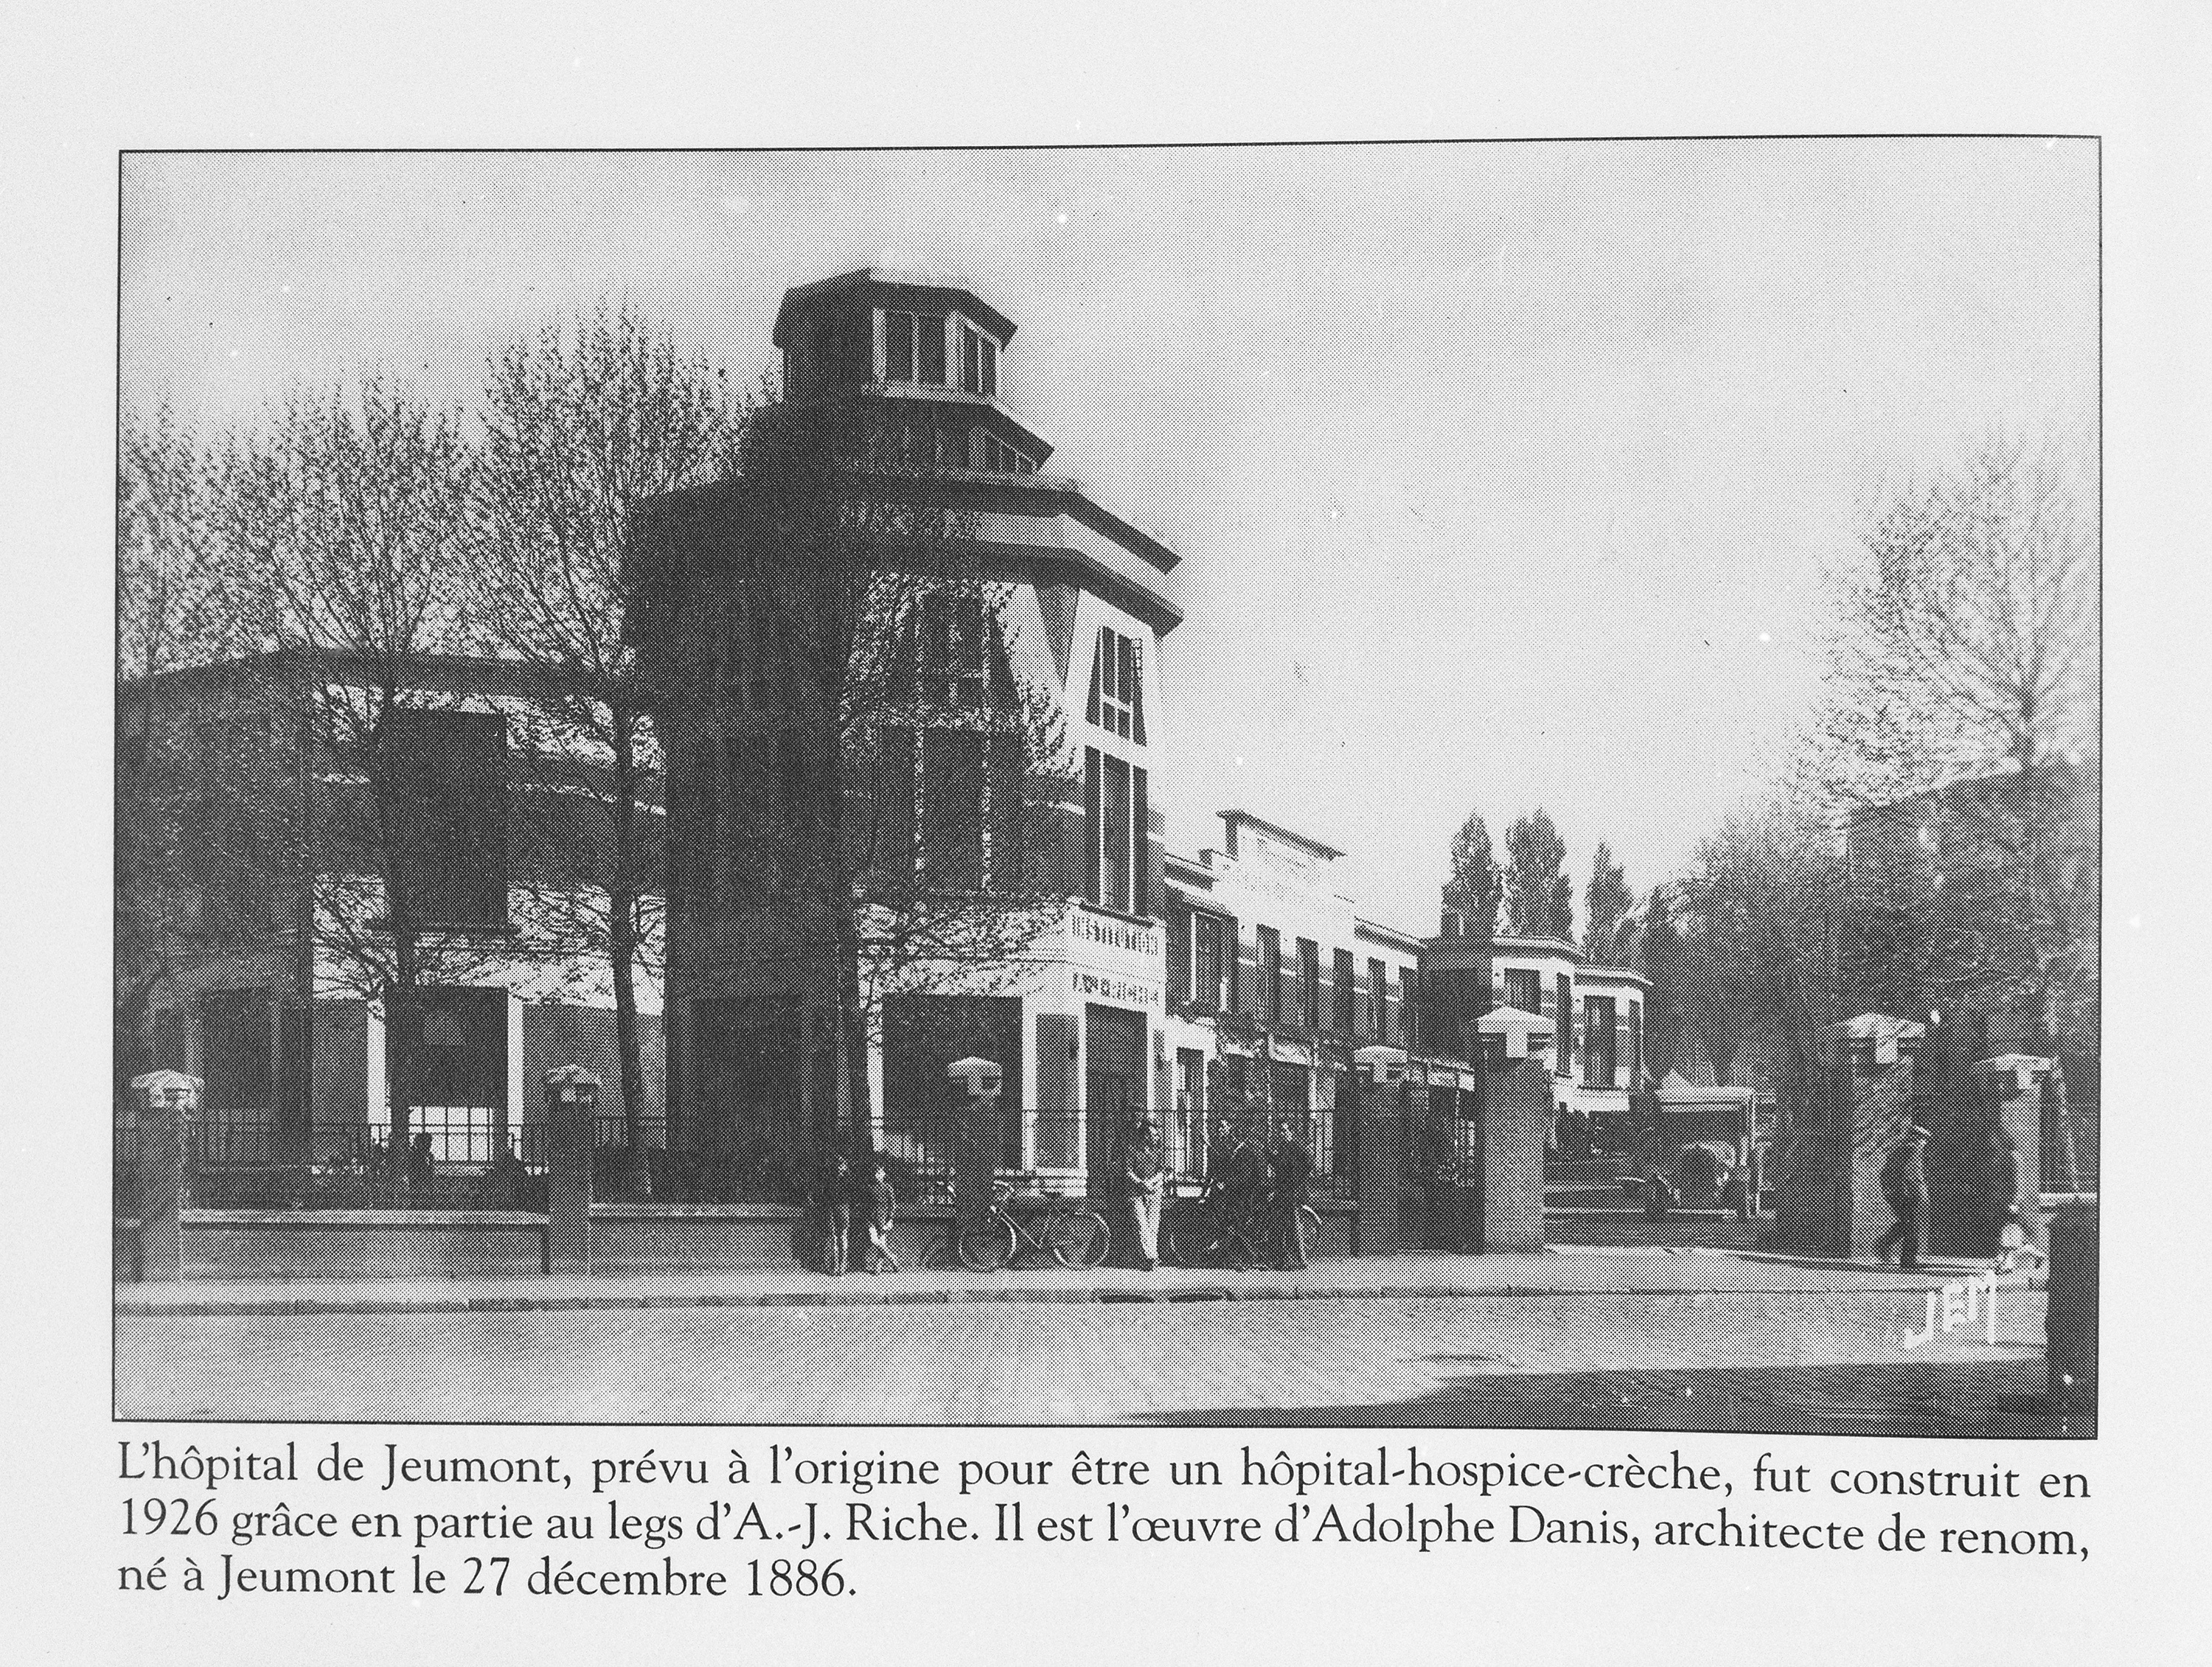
[628,271,1186,1174]
[118,651,664,1166]
[1418,924,1650,1135]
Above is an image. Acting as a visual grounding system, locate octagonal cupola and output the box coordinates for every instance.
[770,268,1051,475]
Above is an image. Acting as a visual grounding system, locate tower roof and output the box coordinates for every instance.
[772,268,1018,349]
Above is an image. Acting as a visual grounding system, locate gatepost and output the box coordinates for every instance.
[2045,1194,2098,1407]
[1351,1046,1408,1255]
[544,1066,601,1277]
[130,1071,201,1283]
[947,1057,1003,1233]
[1475,1008,1553,1253]
[1777,1015,1924,1259]
[1974,1054,2050,1260]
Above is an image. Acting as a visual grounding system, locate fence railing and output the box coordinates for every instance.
[115,1105,1358,1213]
[871,1106,1354,1209]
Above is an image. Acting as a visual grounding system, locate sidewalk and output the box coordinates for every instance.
[116,1245,2017,1319]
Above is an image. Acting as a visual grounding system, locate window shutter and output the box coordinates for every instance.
[1166,908,1190,1007]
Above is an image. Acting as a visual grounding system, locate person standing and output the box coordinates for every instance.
[406,1130,436,1207]
[860,1158,900,1274]
[1268,1120,1313,1271]
[1213,1118,1267,1267]
[813,1152,853,1276]
[1874,1124,1932,1270]
[1121,1118,1166,1270]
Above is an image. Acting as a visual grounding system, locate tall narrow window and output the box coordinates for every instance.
[1082,745,1148,917]
[1367,957,1386,1037]
[919,729,984,890]
[914,589,992,708]
[1554,973,1574,1077]
[884,310,915,383]
[1194,914,1224,1012]
[1332,949,1355,1033]
[1584,995,1616,1088]
[1504,968,1541,1015]
[883,310,946,385]
[1399,966,1417,1047]
[1258,928,1282,1026]
[1087,627,1145,742]
[958,320,998,396]
[1297,939,1319,1031]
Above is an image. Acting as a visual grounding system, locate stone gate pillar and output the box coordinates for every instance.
[544,1066,601,1277]
[1775,1015,1924,1259]
[130,1071,201,1284]
[1974,1054,2050,1258]
[1475,1007,1554,1253]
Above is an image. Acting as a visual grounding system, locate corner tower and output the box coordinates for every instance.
[633,269,1184,1171]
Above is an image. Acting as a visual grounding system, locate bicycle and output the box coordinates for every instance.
[955,1180,1112,1271]
[1164,1189,1321,1270]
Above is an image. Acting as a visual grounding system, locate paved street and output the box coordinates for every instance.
[117,1281,2074,1435]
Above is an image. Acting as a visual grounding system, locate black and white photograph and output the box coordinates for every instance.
[110,141,2101,1433]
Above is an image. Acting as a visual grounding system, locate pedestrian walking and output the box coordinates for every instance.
[1121,1118,1165,1270]
[1873,1124,1931,1270]
[860,1158,900,1273]
[813,1152,853,1276]
[1268,1119,1312,1271]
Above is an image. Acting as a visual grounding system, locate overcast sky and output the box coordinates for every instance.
[121,141,2097,935]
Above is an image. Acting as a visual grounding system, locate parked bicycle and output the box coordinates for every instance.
[956,1179,1112,1271]
[1162,1188,1321,1270]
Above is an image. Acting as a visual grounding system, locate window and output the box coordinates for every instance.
[1258,927,1282,1025]
[919,729,985,890]
[1399,966,1417,1047]
[883,310,946,385]
[1554,973,1574,1077]
[1627,1001,1643,1087]
[1366,957,1386,1037]
[914,589,993,708]
[1083,748,1150,916]
[1175,1048,1204,1111]
[1585,995,1616,1088]
[1297,939,1320,1031]
[957,319,998,397]
[1085,627,1146,742]
[1504,968,1541,1015]
[200,989,272,1112]
[377,709,508,930]
[1193,913,1225,1012]
[973,431,1035,474]
[1332,949,1355,1033]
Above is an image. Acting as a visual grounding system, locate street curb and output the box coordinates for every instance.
[114,1273,1967,1320]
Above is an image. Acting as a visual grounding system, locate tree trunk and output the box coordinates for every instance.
[608,705,650,1198]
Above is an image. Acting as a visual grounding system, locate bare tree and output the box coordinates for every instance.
[116,406,269,1071]
[634,397,1077,1157]
[215,381,498,1175]
[1676,796,1848,1096]
[467,305,748,1185]
[1813,429,2098,1097]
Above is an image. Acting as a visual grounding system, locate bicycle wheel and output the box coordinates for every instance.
[1161,1208,1197,1268]
[1046,1209,1111,1270]
[956,1216,1016,1273]
[1298,1204,1324,1259]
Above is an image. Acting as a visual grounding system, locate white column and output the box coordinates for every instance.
[365,1003,386,1131]
[507,993,527,1136]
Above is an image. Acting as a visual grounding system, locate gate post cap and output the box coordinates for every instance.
[947,1057,1003,1097]
[130,1070,202,1110]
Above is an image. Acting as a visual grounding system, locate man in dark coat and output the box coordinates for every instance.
[1268,1121,1314,1271]
[1874,1124,1931,1270]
